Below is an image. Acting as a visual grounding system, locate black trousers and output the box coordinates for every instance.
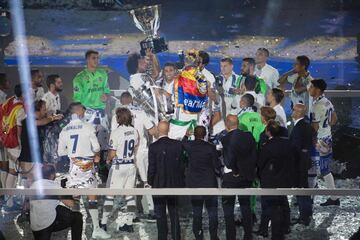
[153,196,181,240]
[32,205,83,240]
[259,195,290,234]
[191,196,219,240]
[262,196,289,240]
[297,195,313,220]
[222,173,253,240]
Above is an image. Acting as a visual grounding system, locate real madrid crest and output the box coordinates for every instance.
[197,78,208,95]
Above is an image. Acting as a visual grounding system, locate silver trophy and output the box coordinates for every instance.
[128,78,168,122]
[129,5,168,56]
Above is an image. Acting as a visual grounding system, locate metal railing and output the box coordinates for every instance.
[1,188,359,196]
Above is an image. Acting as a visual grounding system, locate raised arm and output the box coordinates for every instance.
[278,69,295,88]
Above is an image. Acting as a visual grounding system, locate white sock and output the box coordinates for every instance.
[5,173,17,207]
[101,211,111,225]
[89,208,100,229]
[0,170,7,188]
[324,173,338,200]
[89,208,100,230]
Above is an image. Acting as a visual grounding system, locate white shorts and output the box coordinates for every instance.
[107,164,136,189]
[107,164,137,210]
[136,149,148,182]
[67,159,97,189]
[5,147,20,169]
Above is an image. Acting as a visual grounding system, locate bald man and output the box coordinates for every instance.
[290,103,314,226]
[148,120,184,240]
[221,114,257,240]
[183,126,221,240]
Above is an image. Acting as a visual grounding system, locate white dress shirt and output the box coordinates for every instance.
[273,104,287,128]
[30,179,60,231]
[255,63,280,90]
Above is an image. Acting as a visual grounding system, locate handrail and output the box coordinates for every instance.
[1,188,359,196]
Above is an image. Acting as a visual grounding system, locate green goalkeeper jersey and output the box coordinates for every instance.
[237,75,267,96]
[238,111,265,143]
[73,68,110,110]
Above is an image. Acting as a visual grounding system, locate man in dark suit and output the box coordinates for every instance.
[290,103,314,225]
[256,106,289,238]
[258,120,295,240]
[259,106,288,148]
[221,115,257,240]
[148,121,185,240]
[183,126,221,240]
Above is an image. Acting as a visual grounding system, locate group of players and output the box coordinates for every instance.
[0,46,340,239]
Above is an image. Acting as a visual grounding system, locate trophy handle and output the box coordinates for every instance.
[149,86,159,124]
[151,9,160,37]
[130,9,146,34]
[129,5,160,37]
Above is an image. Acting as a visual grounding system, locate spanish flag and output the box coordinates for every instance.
[175,67,208,113]
[0,96,23,148]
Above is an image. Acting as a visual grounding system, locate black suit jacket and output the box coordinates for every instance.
[258,126,288,149]
[289,119,314,188]
[258,137,295,188]
[221,129,257,181]
[148,137,185,188]
[182,138,221,188]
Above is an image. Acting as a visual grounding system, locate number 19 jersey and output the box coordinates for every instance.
[109,125,139,164]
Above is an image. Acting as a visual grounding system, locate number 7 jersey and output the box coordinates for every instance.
[310,95,335,139]
[108,125,139,164]
[58,118,101,158]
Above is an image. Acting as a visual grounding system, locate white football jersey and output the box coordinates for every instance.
[311,95,335,139]
[58,118,100,158]
[42,91,61,115]
[109,125,139,163]
[111,105,154,148]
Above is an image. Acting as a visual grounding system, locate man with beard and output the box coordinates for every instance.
[231,58,267,112]
[239,58,267,96]
[127,50,161,91]
[156,62,177,113]
[168,49,211,140]
[42,74,63,116]
[42,75,65,164]
[157,62,177,96]
[31,69,45,101]
[199,51,216,86]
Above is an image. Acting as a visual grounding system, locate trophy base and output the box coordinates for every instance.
[140,37,168,56]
